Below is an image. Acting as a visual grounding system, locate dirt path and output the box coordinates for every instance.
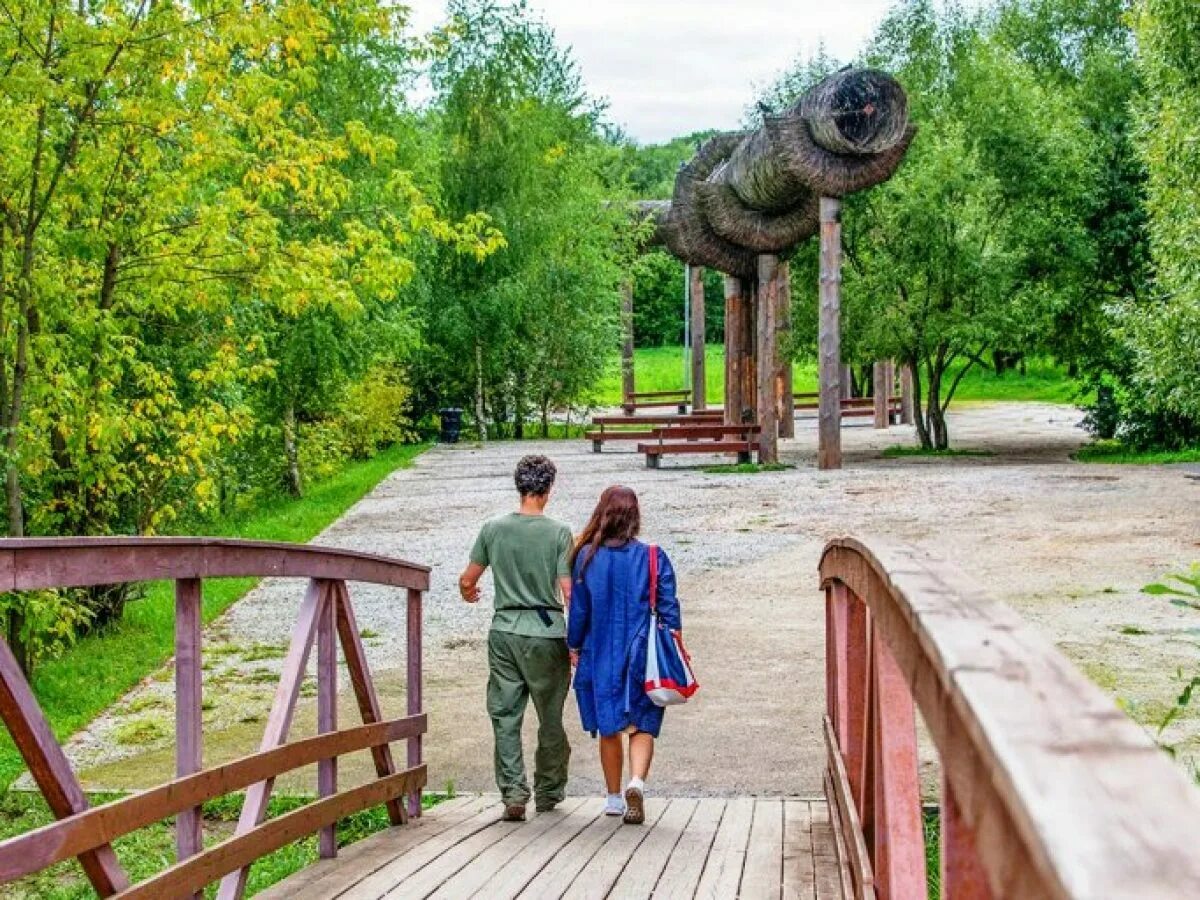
[65,403,1200,796]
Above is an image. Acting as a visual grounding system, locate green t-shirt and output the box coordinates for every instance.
[469,512,573,638]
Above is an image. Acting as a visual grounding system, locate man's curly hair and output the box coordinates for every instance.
[514,455,557,497]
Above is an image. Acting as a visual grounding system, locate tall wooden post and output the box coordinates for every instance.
[840,364,853,400]
[873,361,889,430]
[775,260,794,438]
[690,266,707,410]
[723,275,744,425]
[621,279,635,411]
[175,579,203,894]
[818,198,843,470]
[757,255,780,463]
[900,364,915,425]
[742,277,758,424]
[885,360,896,425]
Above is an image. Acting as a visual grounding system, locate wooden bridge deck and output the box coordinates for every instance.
[258,794,843,899]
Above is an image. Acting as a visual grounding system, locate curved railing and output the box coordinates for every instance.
[820,536,1200,899]
[0,537,429,900]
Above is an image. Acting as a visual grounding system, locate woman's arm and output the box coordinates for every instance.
[656,549,683,632]
[566,558,591,653]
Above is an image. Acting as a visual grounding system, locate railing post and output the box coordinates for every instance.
[406,587,423,818]
[845,591,871,814]
[870,630,927,900]
[317,582,338,859]
[175,578,204,894]
[941,771,993,899]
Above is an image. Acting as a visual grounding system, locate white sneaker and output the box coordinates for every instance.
[604,794,625,816]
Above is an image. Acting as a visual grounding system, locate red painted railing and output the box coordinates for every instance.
[0,537,428,899]
[820,537,1200,899]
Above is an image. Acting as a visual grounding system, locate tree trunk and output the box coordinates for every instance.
[474,341,487,442]
[282,400,302,498]
[689,266,706,411]
[756,255,779,464]
[911,361,932,450]
[723,275,744,425]
[817,197,843,470]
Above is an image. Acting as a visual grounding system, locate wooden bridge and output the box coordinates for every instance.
[1,536,1200,898]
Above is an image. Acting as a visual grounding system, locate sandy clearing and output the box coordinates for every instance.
[64,403,1200,796]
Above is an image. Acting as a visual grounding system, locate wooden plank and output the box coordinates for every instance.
[654,798,725,900]
[425,798,588,898]
[340,803,501,898]
[783,799,815,900]
[377,813,520,898]
[317,582,338,859]
[0,635,128,895]
[559,799,667,900]
[118,766,425,900]
[336,581,405,826]
[608,798,698,898]
[824,772,856,900]
[253,796,485,900]
[690,266,707,411]
[0,716,425,881]
[517,805,624,899]
[406,586,423,818]
[217,579,327,900]
[175,577,204,884]
[739,797,783,899]
[940,770,993,900]
[812,802,843,900]
[818,196,842,470]
[475,798,603,899]
[820,538,1200,899]
[694,795,754,898]
[823,716,873,896]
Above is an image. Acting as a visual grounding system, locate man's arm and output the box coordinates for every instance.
[459,562,486,603]
[559,576,572,610]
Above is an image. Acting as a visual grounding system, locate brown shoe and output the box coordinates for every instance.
[623,787,644,825]
[502,803,526,822]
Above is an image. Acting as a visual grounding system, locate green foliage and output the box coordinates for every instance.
[1142,566,1200,745]
[1074,440,1200,463]
[880,446,994,458]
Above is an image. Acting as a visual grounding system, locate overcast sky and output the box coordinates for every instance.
[405,1,903,144]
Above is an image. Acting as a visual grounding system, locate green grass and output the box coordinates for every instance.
[0,442,429,791]
[595,346,1078,406]
[881,446,994,459]
[700,462,793,474]
[0,789,448,897]
[1074,440,1200,465]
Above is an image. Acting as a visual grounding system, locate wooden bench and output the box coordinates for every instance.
[587,412,722,452]
[795,397,902,424]
[638,424,761,468]
[623,389,692,415]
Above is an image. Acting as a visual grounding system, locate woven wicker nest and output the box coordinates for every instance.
[640,68,914,276]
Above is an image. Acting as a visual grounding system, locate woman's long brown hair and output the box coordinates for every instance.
[571,485,641,577]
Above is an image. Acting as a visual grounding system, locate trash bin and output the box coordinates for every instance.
[438,408,463,444]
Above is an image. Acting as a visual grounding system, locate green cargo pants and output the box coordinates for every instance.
[486,630,571,806]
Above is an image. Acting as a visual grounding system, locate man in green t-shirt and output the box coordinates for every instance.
[459,455,573,821]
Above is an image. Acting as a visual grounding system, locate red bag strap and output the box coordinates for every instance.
[648,544,659,613]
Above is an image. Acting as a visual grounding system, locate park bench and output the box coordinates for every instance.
[587,411,723,452]
[638,423,761,468]
[795,396,902,424]
[622,388,692,415]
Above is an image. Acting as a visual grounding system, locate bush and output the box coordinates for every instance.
[337,365,416,459]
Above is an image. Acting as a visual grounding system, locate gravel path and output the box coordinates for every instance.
[63,403,1200,796]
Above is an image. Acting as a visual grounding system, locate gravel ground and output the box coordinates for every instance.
[61,402,1200,797]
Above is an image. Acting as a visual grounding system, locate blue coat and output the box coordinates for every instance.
[567,540,681,738]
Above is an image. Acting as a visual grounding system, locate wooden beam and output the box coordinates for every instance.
[743,276,758,425]
[723,275,744,426]
[873,361,889,430]
[0,637,128,895]
[776,259,795,439]
[756,255,780,463]
[689,266,707,411]
[900,365,914,425]
[406,587,424,819]
[818,197,843,470]
[175,578,204,891]
[317,584,338,859]
[621,279,635,410]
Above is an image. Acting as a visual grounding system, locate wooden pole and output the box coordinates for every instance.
[818,197,843,470]
[873,361,889,429]
[621,279,635,412]
[840,364,854,400]
[175,578,203,890]
[723,275,744,426]
[742,276,758,424]
[900,364,915,425]
[757,255,780,463]
[775,260,795,438]
[690,266,707,411]
[885,361,897,425]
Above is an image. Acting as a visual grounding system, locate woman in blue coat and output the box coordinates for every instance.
[567,485,682,825]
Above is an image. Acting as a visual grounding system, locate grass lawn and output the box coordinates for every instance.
[0,442,429,792]
[881,446,994,459]
[0,789,449,897]
[593,346,1079,407]
[1075,440,1200,465]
